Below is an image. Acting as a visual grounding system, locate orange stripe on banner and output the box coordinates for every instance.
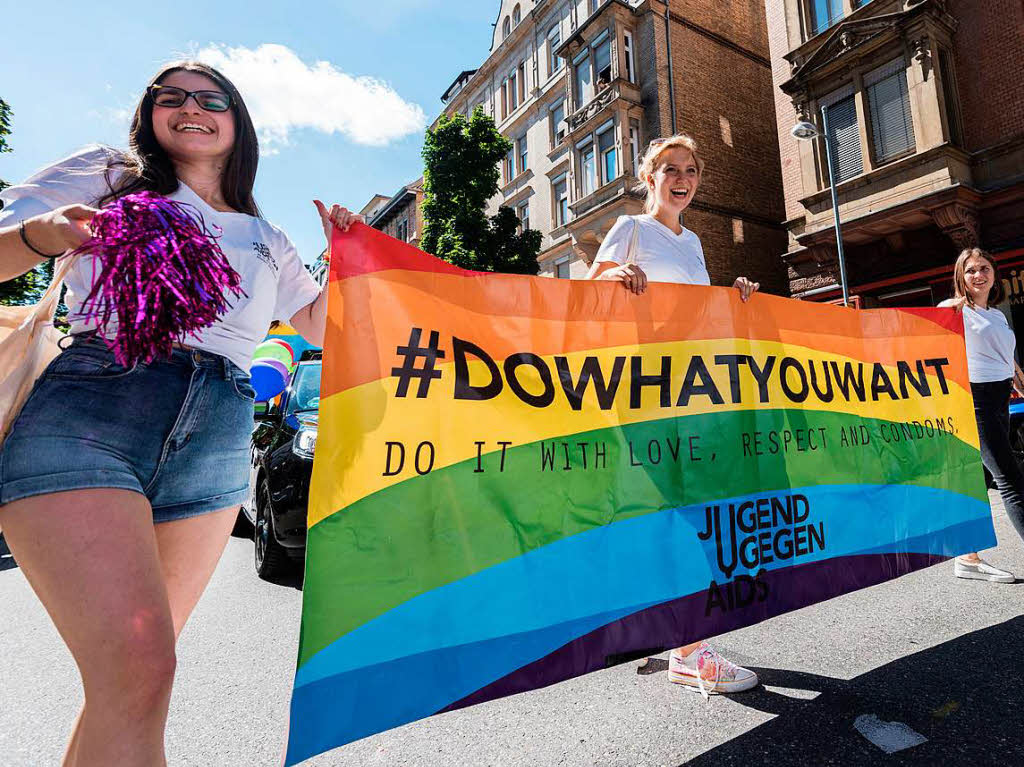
[321,270,969,399]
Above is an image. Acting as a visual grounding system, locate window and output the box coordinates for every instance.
[509,68,519,111]
[589,0,602,14]
[512,4,521,26]
[809,0,843,36]
[594,33,612,88]
[517,135,528,175]
[548,24,562,77]
[579,138,597,197]
[572,31,611,109]
[865,60,914,165]
[517,200,530,231]
[500,79,508,120]
[623,30,636,84]
[518,61,526,104]
[629,121,640,176]
[504,147,515,184]
[573,50,593,109]
[396,218,409,242]
[550,101,566,147]
[555,256,571,278]
[503,16,511,39]
[938,47,962,147]
[553,174,569,227]
[598,123,616,184]
[821,89,862,183]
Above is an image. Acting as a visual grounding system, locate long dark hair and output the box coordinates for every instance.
[97,60,261,216]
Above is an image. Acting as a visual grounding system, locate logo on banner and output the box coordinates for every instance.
[697,493,826,616]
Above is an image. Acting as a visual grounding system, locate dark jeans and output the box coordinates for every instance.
[972,379,1024,544]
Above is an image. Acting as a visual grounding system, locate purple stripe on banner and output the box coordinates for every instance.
[441,552,942,713]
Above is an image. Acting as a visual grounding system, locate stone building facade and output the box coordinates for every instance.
[366,178,425,248]
[767,0,1024,309]
[438,0,789,292]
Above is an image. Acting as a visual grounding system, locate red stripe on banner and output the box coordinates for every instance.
[329,224,477,281]
[897,306,965,336]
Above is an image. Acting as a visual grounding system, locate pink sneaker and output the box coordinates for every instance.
[668,643,758,697]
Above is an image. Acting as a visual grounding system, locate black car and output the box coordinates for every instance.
[240,355,321,579]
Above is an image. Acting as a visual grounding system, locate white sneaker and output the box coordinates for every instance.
[954,557,1015,583]
[668,643,758,698]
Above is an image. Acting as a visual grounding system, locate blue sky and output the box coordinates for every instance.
[0,0,499,263]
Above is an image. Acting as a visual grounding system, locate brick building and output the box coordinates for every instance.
[437,0,789,292]
[365,178,425,248]
[766,0,1024,311]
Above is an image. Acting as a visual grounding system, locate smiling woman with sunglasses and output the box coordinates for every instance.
[0,61,359,766]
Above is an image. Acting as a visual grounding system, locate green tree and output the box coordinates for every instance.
[0,260,54,307]
[0,97,61,311]
[421,107,541,274]
[0,97,12,156]
[0,97,10,192]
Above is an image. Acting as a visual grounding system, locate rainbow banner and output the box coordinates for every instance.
[285,225,994,764]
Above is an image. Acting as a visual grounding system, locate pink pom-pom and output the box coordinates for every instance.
[69,192,246,367]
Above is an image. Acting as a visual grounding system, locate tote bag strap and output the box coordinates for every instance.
[625,216,641,266]
[22,254,78,329]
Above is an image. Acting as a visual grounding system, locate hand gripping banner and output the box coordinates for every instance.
[285,225,995,764]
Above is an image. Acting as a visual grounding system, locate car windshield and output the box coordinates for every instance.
[287,362,322,413]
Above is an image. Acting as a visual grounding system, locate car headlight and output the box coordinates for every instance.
[293,427,317,459]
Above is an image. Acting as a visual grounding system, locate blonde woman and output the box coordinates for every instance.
[939,248,1024,583]
[585,135,759,695]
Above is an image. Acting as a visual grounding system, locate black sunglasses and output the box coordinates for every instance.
[148,85,233,113]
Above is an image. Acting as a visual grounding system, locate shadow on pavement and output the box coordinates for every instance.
[0,534,17,572]
[259,565,304,591]
[677,616,1024,766]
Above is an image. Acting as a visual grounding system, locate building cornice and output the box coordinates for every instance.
[781,0,957,94]
[555,0,634,58]
[369,181,422,228]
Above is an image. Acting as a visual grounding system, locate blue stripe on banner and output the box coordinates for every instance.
[286,485,993,764]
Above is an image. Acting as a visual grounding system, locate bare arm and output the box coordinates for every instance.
[289,288,328,349]
[0,205,97,282]
[1013,361,1024,399]
[289,201,363,348]
[584,260,648,294]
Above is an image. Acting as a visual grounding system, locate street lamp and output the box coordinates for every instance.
[792,106,850,306]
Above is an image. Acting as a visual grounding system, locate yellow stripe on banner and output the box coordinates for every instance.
[308,337,977,528]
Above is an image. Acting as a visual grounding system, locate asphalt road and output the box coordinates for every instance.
[2,496,1023,767]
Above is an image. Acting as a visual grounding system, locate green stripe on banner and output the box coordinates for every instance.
[299,408,983,666]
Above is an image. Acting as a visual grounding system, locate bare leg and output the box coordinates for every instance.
[0,489,176,767]
[63,506,240,764]
[675,641,702,657]
[154,507,239,638]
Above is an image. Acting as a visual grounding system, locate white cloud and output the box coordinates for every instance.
[195,43,426,154]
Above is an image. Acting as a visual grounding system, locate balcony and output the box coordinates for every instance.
[565,80,641,142]
[570,174,642,221]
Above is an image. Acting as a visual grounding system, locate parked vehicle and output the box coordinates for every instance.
[1009,400,1024,466]
[240,353,321,579]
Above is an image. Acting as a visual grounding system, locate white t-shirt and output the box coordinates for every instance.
[939,300,1016,383]
[0,146,321,371]
[594,214,710,286]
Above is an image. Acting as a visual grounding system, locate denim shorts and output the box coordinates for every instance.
[0,334,256,523]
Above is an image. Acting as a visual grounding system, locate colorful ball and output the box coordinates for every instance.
[253,341,293,368]
[266,338,295,358]
[254,357,291,381]
[250,361,289,402]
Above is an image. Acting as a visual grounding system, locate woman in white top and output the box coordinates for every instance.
[939,248,1024,583]
[585,134,759,696]
[0,61,360,765]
